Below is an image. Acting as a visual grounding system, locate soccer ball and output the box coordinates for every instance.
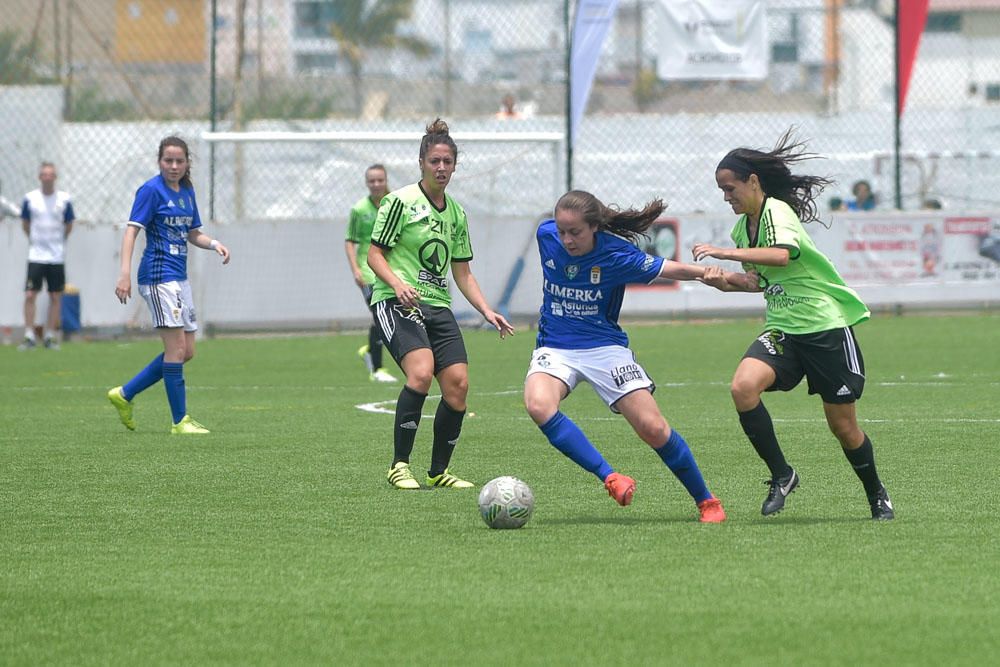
[478,476,534,529]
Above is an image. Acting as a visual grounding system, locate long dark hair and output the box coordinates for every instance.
[158,135,193,189]
[717,129,831,224]
[419,118,458,163]
[555,190,665,245]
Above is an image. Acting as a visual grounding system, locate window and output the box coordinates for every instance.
[294,1,343,39]
[925,12,961,33]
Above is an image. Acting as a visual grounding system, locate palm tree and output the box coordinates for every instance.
[328,0,433,116]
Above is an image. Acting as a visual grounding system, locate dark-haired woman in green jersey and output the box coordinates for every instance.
[694,130,894,520]
[367,118,514,491]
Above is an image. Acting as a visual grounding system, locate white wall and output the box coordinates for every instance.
[3,211,997,334]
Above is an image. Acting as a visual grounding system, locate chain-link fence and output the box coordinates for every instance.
[2,0,999,330]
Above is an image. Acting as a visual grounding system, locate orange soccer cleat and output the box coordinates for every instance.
[604,472,636,507]
[697,496,727,523]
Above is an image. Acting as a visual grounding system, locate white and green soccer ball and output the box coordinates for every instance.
[478,476,534,529]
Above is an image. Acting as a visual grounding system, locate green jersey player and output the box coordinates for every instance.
[344,164,397,383]
[367,118,514,491]
[695,130,894,521]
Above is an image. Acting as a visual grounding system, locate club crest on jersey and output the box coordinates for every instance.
[564,264,579,279]
[590,267,601,284]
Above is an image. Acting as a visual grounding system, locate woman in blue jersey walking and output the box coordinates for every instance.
[107,136,231,434]
[524,190,732,522]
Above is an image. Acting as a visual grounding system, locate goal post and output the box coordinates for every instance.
[195,129,565,332]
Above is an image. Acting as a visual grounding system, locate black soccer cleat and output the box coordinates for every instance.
[762,468,799,516]
[869,486,895,520]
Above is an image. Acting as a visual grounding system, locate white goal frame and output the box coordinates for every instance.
[201,129,566,221]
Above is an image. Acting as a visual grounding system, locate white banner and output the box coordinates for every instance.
[655,0,767,81]
[570,0,620,143]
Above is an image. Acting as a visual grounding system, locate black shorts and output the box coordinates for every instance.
[371,299,468,374]
[743,327,866,404]
[359,284,376,323]
[359,283,375,306]
[25,263,66,293]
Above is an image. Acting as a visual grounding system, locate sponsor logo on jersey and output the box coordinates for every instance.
[418,239,449,276]
[836,385,853,396]
[545,259,556,269]
[418,269,448,288]
[544,279,603,302]
[611,363,644,388]
[535,353,552,368]
[590,266,601,284]
[642,254,656,271]
[764,283,785,296]
[167,199,175,207]
[565,264,579,279]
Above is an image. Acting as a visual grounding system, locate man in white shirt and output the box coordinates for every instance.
[20,162,75,350]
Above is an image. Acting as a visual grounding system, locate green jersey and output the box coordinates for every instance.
[731,197,870,334]
[346,195,380,284]
[369,182,473,308]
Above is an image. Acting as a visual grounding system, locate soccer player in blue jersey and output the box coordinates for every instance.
[524,190,728,522]
[107,136,231,434]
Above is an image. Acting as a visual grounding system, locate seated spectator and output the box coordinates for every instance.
[496,93,521,120]
[828,196,844,211]
[845,180,876,211]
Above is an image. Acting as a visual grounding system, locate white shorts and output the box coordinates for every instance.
[138,280,198,331]
[526,345,655,413]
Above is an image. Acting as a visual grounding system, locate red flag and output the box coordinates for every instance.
[897,0,930,115]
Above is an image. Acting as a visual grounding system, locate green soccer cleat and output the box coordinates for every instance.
[426,469,474,489]
[370,368,398,383]
[171,415,210,435]
[107,386,136,431]
[357,344,374,374]
[387,461,420,490]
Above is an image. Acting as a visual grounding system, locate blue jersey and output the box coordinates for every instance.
[128,174,202,285]
[535,219,664,350]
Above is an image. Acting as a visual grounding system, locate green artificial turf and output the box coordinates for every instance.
[2,313,998,664]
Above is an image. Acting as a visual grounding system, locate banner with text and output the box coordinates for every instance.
[655,0,767,81]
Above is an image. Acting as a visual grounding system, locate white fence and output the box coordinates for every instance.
[2,210,998,336]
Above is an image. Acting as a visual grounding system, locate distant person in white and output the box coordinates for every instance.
[19,162,75,350]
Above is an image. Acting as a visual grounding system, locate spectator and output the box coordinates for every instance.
[845,179,876,211]
[19,162,75,351]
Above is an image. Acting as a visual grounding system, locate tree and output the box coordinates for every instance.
[0,29,54,85]
[328,0,433,116]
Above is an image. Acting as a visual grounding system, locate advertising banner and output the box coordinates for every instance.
[655,0,767,80]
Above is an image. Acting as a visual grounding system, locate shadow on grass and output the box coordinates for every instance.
[538,515,695,526]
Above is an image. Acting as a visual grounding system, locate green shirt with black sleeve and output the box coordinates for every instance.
[369,182,473,308]
[731,197,870,334]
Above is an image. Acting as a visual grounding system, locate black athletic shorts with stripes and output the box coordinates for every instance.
[371,298,468,374]
[743,327,866,404]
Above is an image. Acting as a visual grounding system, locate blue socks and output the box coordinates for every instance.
[122,353,164,401]
[538,413,712,503]
[539,412,613,481]
[162,362,186,424]
[654,429,711,503]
